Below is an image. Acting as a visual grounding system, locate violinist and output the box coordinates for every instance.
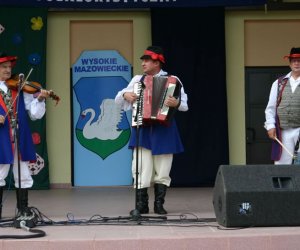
[0,52,50,220]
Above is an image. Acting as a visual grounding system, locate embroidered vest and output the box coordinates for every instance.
[0,88,36,163]
[277,80,300,129]
[0,87,16,129]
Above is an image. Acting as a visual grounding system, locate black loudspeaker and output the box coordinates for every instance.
[213,165,300,227]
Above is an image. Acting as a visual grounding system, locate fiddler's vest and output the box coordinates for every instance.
[0,88,36,164]
[277,81,300,129]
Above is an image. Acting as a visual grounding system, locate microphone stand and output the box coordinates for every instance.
[12,74,34,228]
[129,115,142,219]
[14,74,23,217]
[129,81,166,221]
[129,82,145,219]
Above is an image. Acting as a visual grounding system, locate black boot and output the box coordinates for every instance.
[15,188,31,216]
[14,188,37,228]
[133,188,149,214]
[0,187,3,220]
[154,184,168,214]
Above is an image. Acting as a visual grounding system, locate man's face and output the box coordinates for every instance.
[141,59,160,75]
[0,61,12,81]
[290,58,300,74]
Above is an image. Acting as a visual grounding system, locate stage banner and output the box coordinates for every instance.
[0,7,49,189]
[72,50,132,186]
[0,0,266,8]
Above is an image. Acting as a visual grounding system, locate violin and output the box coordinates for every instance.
[7,74,60,105]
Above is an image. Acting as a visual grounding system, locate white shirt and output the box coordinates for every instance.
[115,69,188,112]
[264,72,300,130]
[0,81,46,120]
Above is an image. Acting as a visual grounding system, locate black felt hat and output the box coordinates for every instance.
[0,52,17,67]
[284,47,300,60]
[140,46,165,64]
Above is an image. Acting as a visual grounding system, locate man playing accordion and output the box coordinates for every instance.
[115,46,188,215]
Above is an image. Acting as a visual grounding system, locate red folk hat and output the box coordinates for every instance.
[140,46,165,64]
[0,52,17,67]
[283,47,300,60]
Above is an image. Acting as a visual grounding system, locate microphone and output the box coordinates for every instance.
[19,73,24,82]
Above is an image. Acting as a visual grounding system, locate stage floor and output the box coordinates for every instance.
[1,187,300,250]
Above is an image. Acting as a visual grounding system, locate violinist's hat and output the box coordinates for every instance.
[284,47,300,60]
[0,52,17,67]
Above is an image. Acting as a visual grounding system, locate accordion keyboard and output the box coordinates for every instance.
[132,82,144,126]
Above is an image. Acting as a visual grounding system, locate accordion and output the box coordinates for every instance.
[132,75,181,126]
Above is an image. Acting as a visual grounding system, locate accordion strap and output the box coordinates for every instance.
[169,75,182,108]
[295,130,300,152]
[140,74,146,83]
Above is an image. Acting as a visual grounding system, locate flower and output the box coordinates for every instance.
[31,16,43,31]
[28,53,41,65]
[12,33,22,45]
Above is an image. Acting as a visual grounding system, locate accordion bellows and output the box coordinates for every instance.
[132,75,181,126]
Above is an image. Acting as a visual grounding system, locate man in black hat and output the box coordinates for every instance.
[265,47,300,164]
[0,52,50,219]
[115,46,188,215]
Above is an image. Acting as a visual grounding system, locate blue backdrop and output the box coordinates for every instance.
[72,50,132,186]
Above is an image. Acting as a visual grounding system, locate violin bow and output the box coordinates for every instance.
[22,68,33,86]
[274,136,295,159]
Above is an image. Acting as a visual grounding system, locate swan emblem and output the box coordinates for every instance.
[81,99,122,140]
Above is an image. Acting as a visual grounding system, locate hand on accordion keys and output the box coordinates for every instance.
[123,92,138,104]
